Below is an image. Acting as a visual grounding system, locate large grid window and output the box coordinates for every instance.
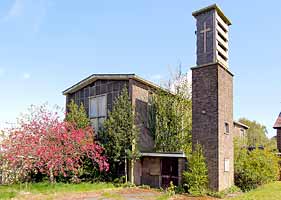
[89,95,107,132]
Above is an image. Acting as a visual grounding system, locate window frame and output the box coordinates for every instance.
[88,94,107,132]
[224,158,230,172]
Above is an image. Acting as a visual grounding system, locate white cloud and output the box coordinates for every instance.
[23,72,31,80]
[3,0,25,21]
[2,0,50,32]
[8,0,24,17]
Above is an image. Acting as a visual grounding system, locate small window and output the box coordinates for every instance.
[89,95,107,132]
[225,122,230,134]
[224,159,230,172]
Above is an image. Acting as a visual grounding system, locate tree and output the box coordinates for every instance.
[266,137,277,151]
[149,67,192,153]
[164,65,192,99]
[183,144,208,195]
[238,118,269,147]
[234,139,279,191]
[65,100,90,129]
[0,104,108,184]
[99,87,138,181]
[65,100,102,181]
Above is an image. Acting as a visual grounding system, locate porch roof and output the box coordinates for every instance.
[140,152,186,158]
[233,121,249,129]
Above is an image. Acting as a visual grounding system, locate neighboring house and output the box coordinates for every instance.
[233,121,249,144]
[63,74,187,187]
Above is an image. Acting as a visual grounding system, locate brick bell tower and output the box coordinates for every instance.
[191,4,234,191]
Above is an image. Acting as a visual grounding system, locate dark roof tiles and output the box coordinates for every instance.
[273,112,281,129]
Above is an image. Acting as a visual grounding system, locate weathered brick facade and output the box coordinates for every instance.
[192,63,234,191]
[276,128,281,152]
[130,79,155,152]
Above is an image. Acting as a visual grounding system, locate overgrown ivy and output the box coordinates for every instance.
[148,89,192,153]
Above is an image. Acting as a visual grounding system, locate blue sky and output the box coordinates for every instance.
[0,0,280,137]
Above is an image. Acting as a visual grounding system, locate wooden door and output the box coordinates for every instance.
[161,158,178,188]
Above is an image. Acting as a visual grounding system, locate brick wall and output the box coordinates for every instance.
[192,64,219,190]
[192,63,234,191]
[218,65,234,191]
[130,79,155,152]
[277,129,281,152]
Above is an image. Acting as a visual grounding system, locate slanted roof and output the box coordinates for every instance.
[63,73,167,95]
[140,152,186,158]
[273,112,281,129]
[233,121,249,130]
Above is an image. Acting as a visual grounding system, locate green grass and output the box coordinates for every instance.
[100,191,124,200]
[0,182,116,199]
[155,194,170,200]
[229,181,281,200]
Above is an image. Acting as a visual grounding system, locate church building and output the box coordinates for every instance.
[63,4,247,191]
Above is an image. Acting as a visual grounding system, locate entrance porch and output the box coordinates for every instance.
[134,152,187,188]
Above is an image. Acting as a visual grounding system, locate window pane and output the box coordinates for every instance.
[98,95,107,117]
[224,159,230,172]
[90,118,98,133]
[89,98,98,118]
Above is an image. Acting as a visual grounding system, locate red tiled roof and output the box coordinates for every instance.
[273,112,281,129]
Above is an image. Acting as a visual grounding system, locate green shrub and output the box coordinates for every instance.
[166,181,176,196]
[174,185,185,194]
[183,144,208,195]
[234,146,279,191]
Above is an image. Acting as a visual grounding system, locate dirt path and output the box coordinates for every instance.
[14,188,219,200]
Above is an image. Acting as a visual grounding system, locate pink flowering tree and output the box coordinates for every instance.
[0,105,109,183]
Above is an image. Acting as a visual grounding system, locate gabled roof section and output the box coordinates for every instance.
[62,73,167,95]
[233,121,249,129]
[273,112,281,129]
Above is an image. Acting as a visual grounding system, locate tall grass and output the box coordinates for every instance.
[0,182,116,199]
